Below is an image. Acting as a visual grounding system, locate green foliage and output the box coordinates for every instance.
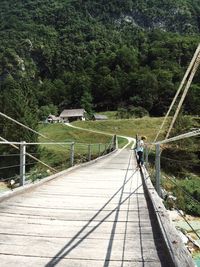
[38,104,58,121]
[162,175,200,216]
[80,91,93,116]
[0,76,39,179]
[116,108,129,119]
[129,107,149,118]
[0,0,200,116]
[161,115,199,177]
[116,106,149,119]
[0,76,38,142]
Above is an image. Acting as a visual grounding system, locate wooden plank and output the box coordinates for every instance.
[141,166,195,267]
[0,254,164,267]
[0,149,173,266]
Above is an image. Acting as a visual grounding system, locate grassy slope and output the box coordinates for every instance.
[39,123,112,145]
[38,117,166,170]
[39,117,163,169]
[38,123,118,168]
[73,117,169,142]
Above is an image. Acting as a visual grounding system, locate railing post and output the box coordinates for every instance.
[20,141,26,186]
[155,144,161,196]
[136,134,139,150]
[113,134,118,149]
[98,143,101,157]
[145,144,149,167]
[70,142,75,167]
[88,144,91,161]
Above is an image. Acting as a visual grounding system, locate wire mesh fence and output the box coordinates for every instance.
[0,136,117,192]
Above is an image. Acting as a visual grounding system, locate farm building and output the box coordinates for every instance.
[47,114,61,123]
[60,109,86,122]
[93,114,108,120]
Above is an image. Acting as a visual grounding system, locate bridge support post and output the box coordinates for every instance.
[70,142,75,167]
[113,135,118,150]
[98,144,101,157]
[155,144,161,196]
[136,134,139,151]
[145,145,148,167]
[20,141,26,186]
[88,144,91,161]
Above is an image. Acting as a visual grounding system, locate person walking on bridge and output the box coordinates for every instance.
[136,136,146,166]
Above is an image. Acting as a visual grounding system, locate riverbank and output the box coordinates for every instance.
[169,210,200,266]
[0,182,9,193]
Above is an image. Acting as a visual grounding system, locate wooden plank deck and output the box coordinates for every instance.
[0,149,172,267]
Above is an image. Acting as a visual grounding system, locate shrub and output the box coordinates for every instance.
[129,106,149,118]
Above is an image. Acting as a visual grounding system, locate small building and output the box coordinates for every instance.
[47,114,61,123]
[93,114,108,121]
[60,109,86,122]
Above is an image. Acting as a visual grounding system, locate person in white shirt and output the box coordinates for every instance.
[136,136,146,166]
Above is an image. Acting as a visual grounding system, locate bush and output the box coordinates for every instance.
[116,106,149,119]
[116,108,129,119]
[129,106,149,118]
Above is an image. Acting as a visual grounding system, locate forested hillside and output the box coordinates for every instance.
[0,0,200,138]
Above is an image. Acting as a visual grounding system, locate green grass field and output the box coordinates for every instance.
[38,123,121,170]
[39,123,112,145]
[38,116,168,170]
[38,116,170,169]
[73,117,169,142]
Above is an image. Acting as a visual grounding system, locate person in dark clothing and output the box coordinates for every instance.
[136,136,146,166]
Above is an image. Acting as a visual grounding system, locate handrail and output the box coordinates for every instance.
[0,141,112,145]
[0,136,118,187]
[153,128,200,145]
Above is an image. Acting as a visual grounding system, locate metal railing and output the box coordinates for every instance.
[147,128,200,195]
[0,135,118,189]
[135,130,200,266]
[140,129,200,246]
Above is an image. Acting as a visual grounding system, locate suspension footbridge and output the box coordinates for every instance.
[0,44,200,267]
[0,146,195,267]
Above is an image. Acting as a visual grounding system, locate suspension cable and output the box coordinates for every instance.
[153,43,200,143]
[175,207,200,240]
[0,136,57,172]
[165,52,200,139]
[161,156,200,166]
[0,112,49,140]
[154,129,200,145]
[164,176,200,206]
[0,111,72,151]
[162,177,200,240]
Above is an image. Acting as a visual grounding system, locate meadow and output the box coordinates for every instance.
[73,116,169,142]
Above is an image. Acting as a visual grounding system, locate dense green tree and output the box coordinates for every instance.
[81,91,93,116]
[38,104,58,121]
[0,76,39,178]
[0,76,38,142]
[0,0,200,117]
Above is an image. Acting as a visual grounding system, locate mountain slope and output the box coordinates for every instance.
[0,0,199,119]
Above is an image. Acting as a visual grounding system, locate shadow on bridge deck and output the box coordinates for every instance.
[0,149,185,266]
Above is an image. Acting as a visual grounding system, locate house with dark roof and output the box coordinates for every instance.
[93,114,108,121]
[60,109,86,122]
